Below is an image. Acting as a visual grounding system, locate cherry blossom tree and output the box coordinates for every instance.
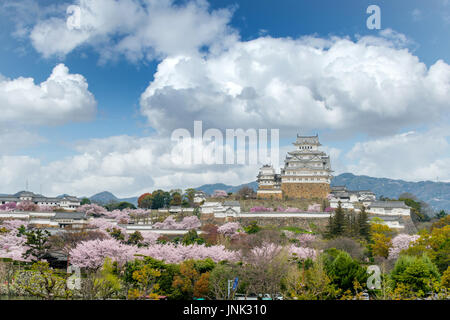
[250,206,274,212]
[69,239,138,269]
[296,234,316,247]
[307,203,321,212]
[0,202,17,211]
[217,222,242,236]
[0,220,30,261]
[103,210,130,224]
[152,215,201,230]
[388,234,420,260]
[78,204,107,217]
[288,245,318,261]
[16,201,38,212]
[88,218,128,240]
[38,204,55,212]
[140,232,160,245]
[137,243,239,264]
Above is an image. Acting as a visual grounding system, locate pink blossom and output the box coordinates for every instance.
[213,190,228,198]
[69,239,138,269]
[288,245,318,260]
[88,218,128,239]
[250,206,274,212]
[0,202,17,211]
[180,216,201,230]
[103,210,130,223]
[388,234,420,260]
[16,201,38,212]
[296,234,316,247]
[217,222,242,236]
[138,243,239,264]
[38,204,55,212]
[0,220,30,261]
[153,216,201,230]
[78,204,107,217]
[307,203,321,212]
[140,232,160,245]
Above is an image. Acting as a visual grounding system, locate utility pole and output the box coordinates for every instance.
[227,279,233,299]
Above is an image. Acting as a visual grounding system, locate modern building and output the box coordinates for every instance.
[257,134,333,200]
[0,191,81,211]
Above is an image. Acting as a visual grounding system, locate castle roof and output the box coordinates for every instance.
[293,134,321,146]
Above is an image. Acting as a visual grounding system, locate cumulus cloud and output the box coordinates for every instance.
[140,34,450,137]
[0,64,96,125]
[0,134,259,197]
[27,0,236,61]
[345,129,450,182]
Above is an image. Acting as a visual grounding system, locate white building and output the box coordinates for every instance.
[367,201,411,216]
[193,191,207,204]
[200,201,222,214]
[329,186,376,209]
[0,191,81,211]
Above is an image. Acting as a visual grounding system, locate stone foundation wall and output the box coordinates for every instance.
[256,191,283,200]
[200,214,329,232]
[281,183,330,199]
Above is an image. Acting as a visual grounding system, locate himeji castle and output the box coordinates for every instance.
[257,134,333,200]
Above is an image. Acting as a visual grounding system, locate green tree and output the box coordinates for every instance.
[323,249,368,294]
[93,258,123,299]
[23,229,51,261]
[244,221,261,234]
[170,192,182,206]
[390,254,440,297]
[127,231,144,246]
[81,198,91,205]
[16,261,72,300]
[151,190,171,209]
[138,193,153,209]
[182,230,205,245]
[436,210,447,219]
[184,188,197,206]
[284,256,338,300]
[326,202,345,238]
[357,206,370,240]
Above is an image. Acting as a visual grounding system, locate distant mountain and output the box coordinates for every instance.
[195,173,450,212]
[195,181,258,195]
[331,173,450,212]
[88,191,138,206]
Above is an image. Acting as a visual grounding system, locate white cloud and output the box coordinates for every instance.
[27,0,236,62]
[0,64,96,125]
[0,134,258,197]
[345,129,450,182]
[140,34,450,138]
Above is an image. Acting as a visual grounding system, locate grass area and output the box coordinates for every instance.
[279,226,312,234]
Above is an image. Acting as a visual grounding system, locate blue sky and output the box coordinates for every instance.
[0,0,449,197]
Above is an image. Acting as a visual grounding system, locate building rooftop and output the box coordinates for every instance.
[369,201,410,209]
[223,200,240,207]
[53,212,86,220]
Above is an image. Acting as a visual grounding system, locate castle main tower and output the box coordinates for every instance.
[280,134,333,199]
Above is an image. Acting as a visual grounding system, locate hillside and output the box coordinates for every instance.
[195,173,450,212]
[88,191,138,206]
